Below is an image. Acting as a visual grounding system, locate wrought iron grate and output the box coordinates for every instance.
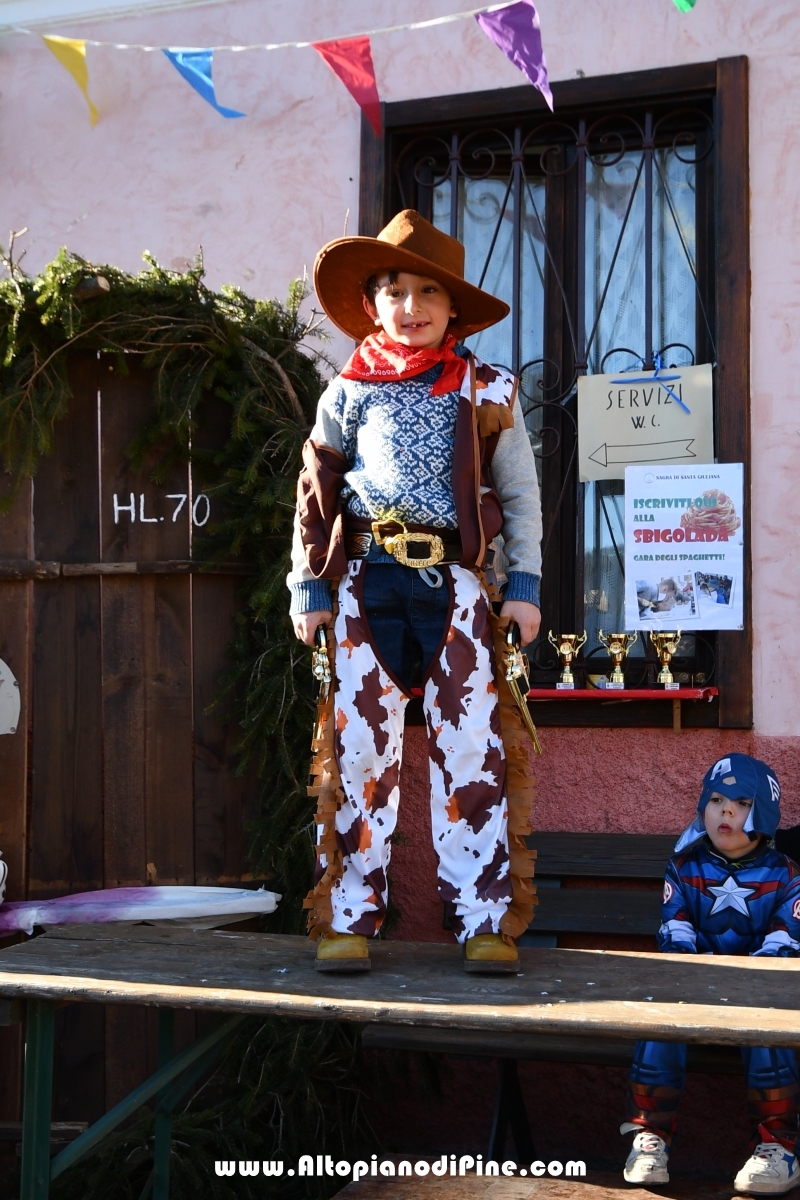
[389,95,717,683]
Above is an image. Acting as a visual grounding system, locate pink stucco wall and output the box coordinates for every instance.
[2,1,798,739]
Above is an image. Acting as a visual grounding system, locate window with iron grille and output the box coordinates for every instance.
[359,60,750,728]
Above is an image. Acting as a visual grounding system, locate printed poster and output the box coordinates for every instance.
[624,463,744,632]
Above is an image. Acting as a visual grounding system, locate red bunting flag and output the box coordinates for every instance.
[312,35,381,135]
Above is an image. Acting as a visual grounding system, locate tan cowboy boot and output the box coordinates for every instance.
[463,933,519,974]
[315,932,371,973]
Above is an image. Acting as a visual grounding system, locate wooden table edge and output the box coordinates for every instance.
[2,970,800,1045]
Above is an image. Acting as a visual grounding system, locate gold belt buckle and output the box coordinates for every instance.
[371,521,445,569]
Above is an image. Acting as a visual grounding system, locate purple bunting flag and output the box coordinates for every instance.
[476,0,553,112]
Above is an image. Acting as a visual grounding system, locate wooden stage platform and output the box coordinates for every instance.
[3,924,800,1198]
[3,924,800,1044]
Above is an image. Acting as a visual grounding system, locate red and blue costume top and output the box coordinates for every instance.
[658,836,800,958]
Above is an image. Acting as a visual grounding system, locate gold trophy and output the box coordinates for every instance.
[649,630,682,688]
[597,631,639,688]
[547,631,588,689]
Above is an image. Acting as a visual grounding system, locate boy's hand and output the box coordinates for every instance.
[293,611,333,646]
[499,600,541,646]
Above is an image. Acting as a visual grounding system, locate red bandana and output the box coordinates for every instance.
[340,330,468,397]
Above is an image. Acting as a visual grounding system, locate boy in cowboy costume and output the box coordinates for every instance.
[287,210,541,972]
[622,753,800,1195]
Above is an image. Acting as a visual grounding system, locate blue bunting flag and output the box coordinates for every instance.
[163,49,245,118]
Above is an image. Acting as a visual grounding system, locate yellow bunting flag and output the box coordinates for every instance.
[42,35,98,126]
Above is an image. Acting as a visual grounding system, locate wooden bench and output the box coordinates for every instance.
[364,831,800,1159]
[519,831,669,945]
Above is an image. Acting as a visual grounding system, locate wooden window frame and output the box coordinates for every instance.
[358,58,751,729]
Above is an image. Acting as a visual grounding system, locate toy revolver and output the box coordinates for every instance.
[504,623,543,756]
[311,625,332,702]
[310,625,332,746]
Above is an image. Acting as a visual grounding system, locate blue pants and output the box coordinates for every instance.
[361,561,452,692]
[627,1039,800,1150]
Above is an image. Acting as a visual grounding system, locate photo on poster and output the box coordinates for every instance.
[695,572,735,613]
[636,573,698,622]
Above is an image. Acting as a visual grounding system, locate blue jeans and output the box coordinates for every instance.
[360,561,453,693]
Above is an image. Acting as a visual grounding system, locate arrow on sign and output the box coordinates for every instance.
[588,438,696,468]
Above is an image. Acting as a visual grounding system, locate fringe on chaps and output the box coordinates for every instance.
[304,559,536,943]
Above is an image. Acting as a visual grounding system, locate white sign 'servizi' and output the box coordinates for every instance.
[578,363,714,483]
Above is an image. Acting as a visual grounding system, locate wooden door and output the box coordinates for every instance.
[0,351,257,1121]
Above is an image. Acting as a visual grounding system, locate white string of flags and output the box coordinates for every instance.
[12,0,696,129]
[14,4,514,51]
[9,2,550,128]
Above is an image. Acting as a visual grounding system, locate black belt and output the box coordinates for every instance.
[346,522,462,568]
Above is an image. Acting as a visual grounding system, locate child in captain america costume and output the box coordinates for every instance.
[622,753,800,1196]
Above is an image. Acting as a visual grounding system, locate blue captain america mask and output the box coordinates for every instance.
[674,754,782,853]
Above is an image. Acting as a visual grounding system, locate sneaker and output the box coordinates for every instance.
[623,1130,670,1185]
[734,1143,800,1194]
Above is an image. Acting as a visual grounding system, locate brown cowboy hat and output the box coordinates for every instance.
[313,209,510,342]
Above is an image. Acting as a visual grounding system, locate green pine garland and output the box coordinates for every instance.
[0,244,325,920]
[0,246,386,1198]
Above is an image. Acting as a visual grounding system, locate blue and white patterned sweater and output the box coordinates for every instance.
[288,361,542,615]
[336,367,461,527]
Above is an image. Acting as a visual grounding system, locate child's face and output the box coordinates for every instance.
[703,791,761,858]
[362,271,457,348]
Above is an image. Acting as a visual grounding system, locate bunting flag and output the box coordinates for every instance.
[671,0,697,9]
[27,5,523,130]
[163,48,245,118]
[475,0,553,112]
[313,36,381,135]
[42,35,98,126]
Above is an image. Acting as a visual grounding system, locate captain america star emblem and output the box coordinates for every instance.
[708,876,754,916]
